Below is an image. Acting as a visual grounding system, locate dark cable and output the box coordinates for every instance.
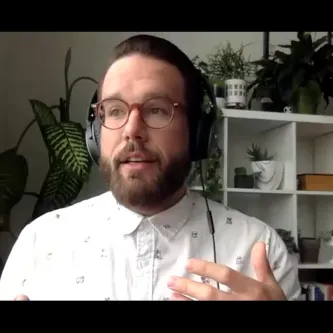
[199,159,220,291]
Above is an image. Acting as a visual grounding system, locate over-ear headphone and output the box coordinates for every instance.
[85,69,219,165]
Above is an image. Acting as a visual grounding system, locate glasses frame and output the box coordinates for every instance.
[91,96,182,130]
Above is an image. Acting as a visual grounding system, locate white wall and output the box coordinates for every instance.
[0,31,326,260]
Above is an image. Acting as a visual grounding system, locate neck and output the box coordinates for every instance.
[128,185,187,217]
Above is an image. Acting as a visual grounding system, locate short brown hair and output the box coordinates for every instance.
[98,34,205,147]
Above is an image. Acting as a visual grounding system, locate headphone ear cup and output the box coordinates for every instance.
[191,109,216,161]
[85,119,100,165]
[85,90,100,165]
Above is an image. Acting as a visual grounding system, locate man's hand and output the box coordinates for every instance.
[167,242,286,301]
[14,295,29,300]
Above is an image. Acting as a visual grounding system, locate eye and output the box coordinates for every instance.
[150,107,164,114]
[108,108,124,117]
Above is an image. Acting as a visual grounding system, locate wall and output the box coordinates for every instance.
[0,31,327,260]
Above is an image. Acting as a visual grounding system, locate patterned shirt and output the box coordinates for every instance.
[0,190,301,300]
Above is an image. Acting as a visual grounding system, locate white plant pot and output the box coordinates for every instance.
[318,235,333,263]
[251,160,284,190]
[224,79,247,109]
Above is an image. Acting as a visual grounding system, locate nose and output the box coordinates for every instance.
[122,107,148,142]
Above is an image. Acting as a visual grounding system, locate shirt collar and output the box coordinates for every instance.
[113,189,196,240]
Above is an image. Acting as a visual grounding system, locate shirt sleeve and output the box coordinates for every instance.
[0,223,36,300]
[264,226,302,300]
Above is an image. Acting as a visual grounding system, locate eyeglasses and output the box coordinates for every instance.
[91,97,181,130]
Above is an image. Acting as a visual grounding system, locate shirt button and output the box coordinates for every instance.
[155,249,163,259]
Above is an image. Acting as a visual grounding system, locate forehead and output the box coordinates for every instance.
[101,54,185,103]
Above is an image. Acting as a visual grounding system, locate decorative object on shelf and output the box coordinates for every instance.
[297,173,333,191]
[234,167,254,189]
[0,48,97,240]
[225,79,247,109]
[299,237,321,263]
[283,106,293,113]
[247,32,333,114]
[275,228,299,255]
[246,143,284,190]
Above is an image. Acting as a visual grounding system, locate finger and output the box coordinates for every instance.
[14,294,29,301]
[169,292,192,301]
[251,242,276,285]
[167,276,235,300]
[186,258,256,294]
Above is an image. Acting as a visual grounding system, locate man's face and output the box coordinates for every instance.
[99,54,191,211]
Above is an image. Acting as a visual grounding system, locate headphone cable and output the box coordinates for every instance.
[198,159,220,291]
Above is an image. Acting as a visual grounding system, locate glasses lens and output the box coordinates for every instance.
[98,99,129,129]
[141,98,174,128]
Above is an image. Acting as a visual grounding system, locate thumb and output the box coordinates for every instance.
[251,242,276,285]
[14,294,30,301]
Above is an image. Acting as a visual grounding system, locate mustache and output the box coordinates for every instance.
[114,141,159,165]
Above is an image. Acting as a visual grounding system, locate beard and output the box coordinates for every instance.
[100,141,191,212]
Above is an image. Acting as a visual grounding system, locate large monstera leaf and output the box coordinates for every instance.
[32,163,84,219]
[43,121,91,181]
[0,149,28,231]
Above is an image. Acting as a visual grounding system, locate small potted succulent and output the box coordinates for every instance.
[246,143,284,190]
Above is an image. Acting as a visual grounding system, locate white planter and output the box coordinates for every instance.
[251,160,284,190]
[318,234,333,263]
[224,79,247,109]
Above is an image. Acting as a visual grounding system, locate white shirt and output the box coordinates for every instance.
[0,190,301,300]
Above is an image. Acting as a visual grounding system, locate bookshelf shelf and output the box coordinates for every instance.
[196,108,333,271]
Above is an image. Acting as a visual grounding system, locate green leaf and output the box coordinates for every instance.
[0,149,28,231]
[292,68,306,96]
[29,99,58,128]
[277,44,292,49]
[251,59,272,67]
[313,36,327,50]
[32,162,83,219]
[65,48,72,79]
[43,121,91,180]
[314,44,333,62]
[274,50,289,62]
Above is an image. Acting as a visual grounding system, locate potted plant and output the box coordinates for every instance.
[0,48,97,242]
[246,143,284,190]
[247,32,333,114]
[193,42,254,110]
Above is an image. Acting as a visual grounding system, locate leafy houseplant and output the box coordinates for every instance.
[275,229,299,254]
[194,42,254,110]
[193,42,253,83]
[247,32,333,114]
[0,48,97,239]
[246,144,275,162]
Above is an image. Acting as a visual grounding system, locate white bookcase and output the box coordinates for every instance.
[205,108,333,270]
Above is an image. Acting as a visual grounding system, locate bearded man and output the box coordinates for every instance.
[0,34,301,301]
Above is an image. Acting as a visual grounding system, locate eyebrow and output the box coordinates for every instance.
[102,91,176,102]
